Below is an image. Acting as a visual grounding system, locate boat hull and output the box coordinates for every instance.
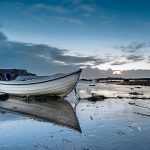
[0,69,81,97]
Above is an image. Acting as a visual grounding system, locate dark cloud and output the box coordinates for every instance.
[0,40,109,74]
[113,42,149,63]
[81,67,114,79]
[11,43,107,66]
[81,67,150,78]
[0,38,149,77]
[111,61,128,65]
[113,42,149,53]
[121,69,150,78]
[0,31,7,41]
[126,54,145,62]
[148,56,150,63]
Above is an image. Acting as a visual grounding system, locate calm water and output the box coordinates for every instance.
[0,82,150,150]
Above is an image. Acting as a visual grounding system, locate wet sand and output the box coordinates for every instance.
[0,82,150,150]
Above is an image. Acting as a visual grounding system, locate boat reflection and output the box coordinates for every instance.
[0,95,81,132]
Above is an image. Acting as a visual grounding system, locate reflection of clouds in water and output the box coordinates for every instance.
[79,88,91,97]
[0,108,27,124]
[78,83,127,97]
[78,82,150,98]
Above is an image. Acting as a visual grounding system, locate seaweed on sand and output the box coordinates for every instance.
[85,93,107,102]
[0,93,9,101]
[129,92,143,95]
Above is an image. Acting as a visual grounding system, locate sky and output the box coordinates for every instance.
[0,0,150,78]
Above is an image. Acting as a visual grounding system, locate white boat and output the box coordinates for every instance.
[0,69,82,97]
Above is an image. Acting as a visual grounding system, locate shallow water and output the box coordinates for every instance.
[0,82,150,150]
[78,82,150,98]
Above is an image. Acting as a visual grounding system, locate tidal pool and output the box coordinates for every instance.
[0,82,150,150]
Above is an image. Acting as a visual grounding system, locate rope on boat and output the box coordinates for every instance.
[74,85,83,112]
[74,100,80,114]
[74,85,82,100]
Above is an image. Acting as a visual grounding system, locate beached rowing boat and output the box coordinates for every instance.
[0,69,82,97]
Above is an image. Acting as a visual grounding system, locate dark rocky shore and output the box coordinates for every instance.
[80,78,150,86]
[0,69,35,80]
[117,80,150,86]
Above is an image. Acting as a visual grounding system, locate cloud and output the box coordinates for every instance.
[112,42,150,63]
[77,4,95,13]
[114,42,149,53]
[0,39,109,74]
[27,3,84,25]
[147,56,150,63]
[82,67,150,78]
[121,69,150,78]
[111,61,128,65]
[33,3,68,13]
[0,1,116,27]
[0,32,149,77]
[69,0,81,5]
[33,44,107,66]
[0,31,7,41]
[56,17,83,25]
[126,54,145,62]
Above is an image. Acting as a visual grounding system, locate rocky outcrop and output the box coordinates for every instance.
[0,69,36,80]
